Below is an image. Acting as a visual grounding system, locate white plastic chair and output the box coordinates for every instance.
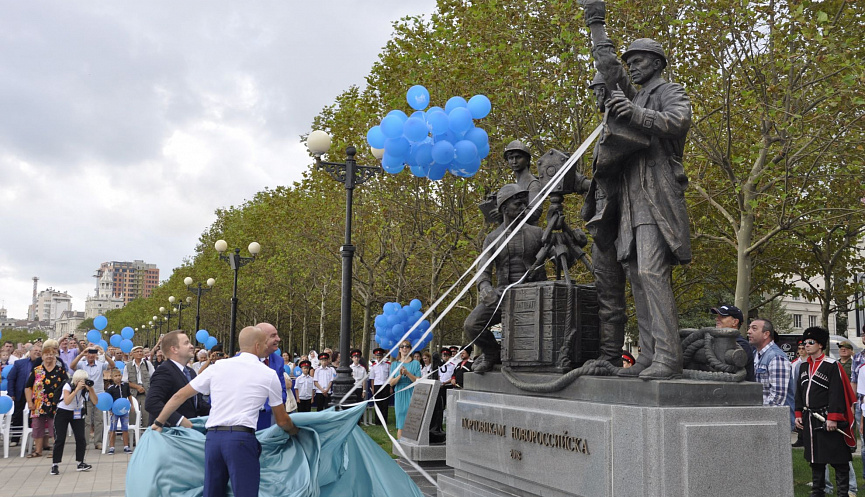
[101,410,111,454]
[129,396,141,447]
[103,399,139,453]
[18,405,32,457]
[1,400,12,458]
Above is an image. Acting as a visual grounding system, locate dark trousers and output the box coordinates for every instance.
[372,384,391,425]
[314,392,330,411]
[53,408,86,464]
[626,224,682,371]
[11,393,27,443]
[593,239,627,365]
[463,301,502,356]
[297,398,312,412]
[204,430,261,497]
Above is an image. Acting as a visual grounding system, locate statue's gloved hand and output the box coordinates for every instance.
[570,228,589,248]
[607,90,636,121]
[583,0,606,27]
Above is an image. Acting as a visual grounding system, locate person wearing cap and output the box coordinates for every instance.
[369,348,391,425]
[464,183,546,373]
[621,351,635,368]
[502,140,542,225]
[437,348,457,410]
[349,349,366,404]
[150,326,298,497]
[791,340,808,448]
[581,1,692,380]
[123,345,154,427]
[711,305,755,382]
[838,340,854,377]
[294,360,314,412]
[794,326,856,497]
[313,352,336,411]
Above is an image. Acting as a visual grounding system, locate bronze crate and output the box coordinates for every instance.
[501,281,599,372]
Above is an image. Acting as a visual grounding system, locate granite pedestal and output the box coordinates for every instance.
[438,371,793,497]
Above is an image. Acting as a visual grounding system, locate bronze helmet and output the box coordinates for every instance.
[621,38,668,69]
[495,183,528,211]
[503,140,531,160]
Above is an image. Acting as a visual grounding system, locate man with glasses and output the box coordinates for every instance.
[795,327,857,497]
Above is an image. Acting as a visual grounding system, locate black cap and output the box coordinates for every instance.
[299,360,311,368]
[440,348,452,355]
[318,352,330,360]
[622,351,636,365]
[710,305,744,324]
[372,348,386,355]
[803,326,830,350]
[350,349,362,358]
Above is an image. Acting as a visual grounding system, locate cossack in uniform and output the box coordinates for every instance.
[794,355,856,464]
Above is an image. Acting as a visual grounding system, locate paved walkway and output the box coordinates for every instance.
[0,444,448,496]
[0,445,128,496]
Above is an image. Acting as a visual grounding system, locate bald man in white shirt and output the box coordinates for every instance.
[151,326,298,497]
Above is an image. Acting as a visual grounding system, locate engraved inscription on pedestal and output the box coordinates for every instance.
[400,379,440,444]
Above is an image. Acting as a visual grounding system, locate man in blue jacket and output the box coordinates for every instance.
[6,343,41,445]
[256,322,287,430]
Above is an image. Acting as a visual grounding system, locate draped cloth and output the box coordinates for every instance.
[126,404,423,497]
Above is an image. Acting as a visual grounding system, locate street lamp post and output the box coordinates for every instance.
[215,240,260,356]
[169,295,192,331]
[159,306,173,330]
[307,130,381,404]
[185,277,216,333]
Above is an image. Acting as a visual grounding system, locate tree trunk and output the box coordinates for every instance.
[735,214,755,329]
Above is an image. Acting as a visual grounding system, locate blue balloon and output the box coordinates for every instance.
[403,117,428,143]
[283,364,292,374]
[205,336,218,350]
[409,163,429,178]
[406,85,431,110]
[380,115,404,139]
[196,329,210,344]
[451,157,482,178]
[467,94,492,119]
[115,360,125,370]
[410,299,422,311]
[366,126,386,149]
[374,315,387,328]
[448,107,473,134]
[464,127,489,149]
[454,140,479,165]
[410,110,426,121]
[275,348,281,356]
[99,340,108,352]
[432,141,454,164]
[0,395,11,414]
[414,142,434,168]
[109,335,122,347]
[87,329,101,344]
[426,110,449,135]
[96,392,114,411]
[294,366,302,376]
[121,327,134,340]
[387,109,409,122]
[93,315,108,331]
[428,106,445,114]
[112,398,131,416]
[384,136,410,158]
[392,324,405,339]
[477,141,491,159]
[381,153,405,174]
[120,339,134,354]
[2,364,12,377]
[445,96,468,113]
[428,162,448,181]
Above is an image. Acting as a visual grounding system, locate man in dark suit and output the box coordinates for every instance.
[255,322,286,430]
[6,343,41,445]
[146,330,209,428]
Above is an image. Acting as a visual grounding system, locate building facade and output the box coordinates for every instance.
[85,268,126,319]
[29,288,73,326]
[96,260,159,305]
[53,310,85,339]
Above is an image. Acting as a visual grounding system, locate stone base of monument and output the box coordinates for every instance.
[438,371,793,497]
[392,379,447,463]
[393,438,448,462]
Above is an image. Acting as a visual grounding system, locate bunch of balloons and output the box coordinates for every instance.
[373,299,432,351]
[195,329,219,350]
[95,391,129,415]
[108,326,136,355]
[367,85,492,180]
[87,315,111,352]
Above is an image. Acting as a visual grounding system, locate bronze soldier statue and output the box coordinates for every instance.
[581,0,693,379]
[465,184,546,373]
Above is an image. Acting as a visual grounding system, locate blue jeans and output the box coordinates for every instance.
[825,461,858,493]
[204,430,261,497]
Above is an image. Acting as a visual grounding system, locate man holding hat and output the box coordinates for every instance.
[711,304,755,381]
[123,345,154,426]
[369,348,391,424]
[794,326,856,497]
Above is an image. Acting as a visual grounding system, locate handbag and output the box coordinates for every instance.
[593,108,651,178]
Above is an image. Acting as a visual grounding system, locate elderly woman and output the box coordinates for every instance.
[24,339,67,458]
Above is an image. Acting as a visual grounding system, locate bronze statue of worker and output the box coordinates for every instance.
[503,140,543,225]
[581,0,693,380]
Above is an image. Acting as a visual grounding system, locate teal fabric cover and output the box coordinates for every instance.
[126,404,423,497]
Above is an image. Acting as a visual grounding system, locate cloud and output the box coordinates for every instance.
[0,0,436,317]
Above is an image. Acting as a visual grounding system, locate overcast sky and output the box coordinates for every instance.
[0,1,437,319]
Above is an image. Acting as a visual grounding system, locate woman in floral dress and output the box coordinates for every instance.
[24,339,68,457]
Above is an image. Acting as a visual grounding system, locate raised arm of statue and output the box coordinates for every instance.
[582,0,636,100]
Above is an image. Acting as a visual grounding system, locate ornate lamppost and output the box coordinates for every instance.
[307,130,382,403]
[168,295,192,331]
[159,305,174,330]
[215,240,260,356]
[184,277,216,333]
